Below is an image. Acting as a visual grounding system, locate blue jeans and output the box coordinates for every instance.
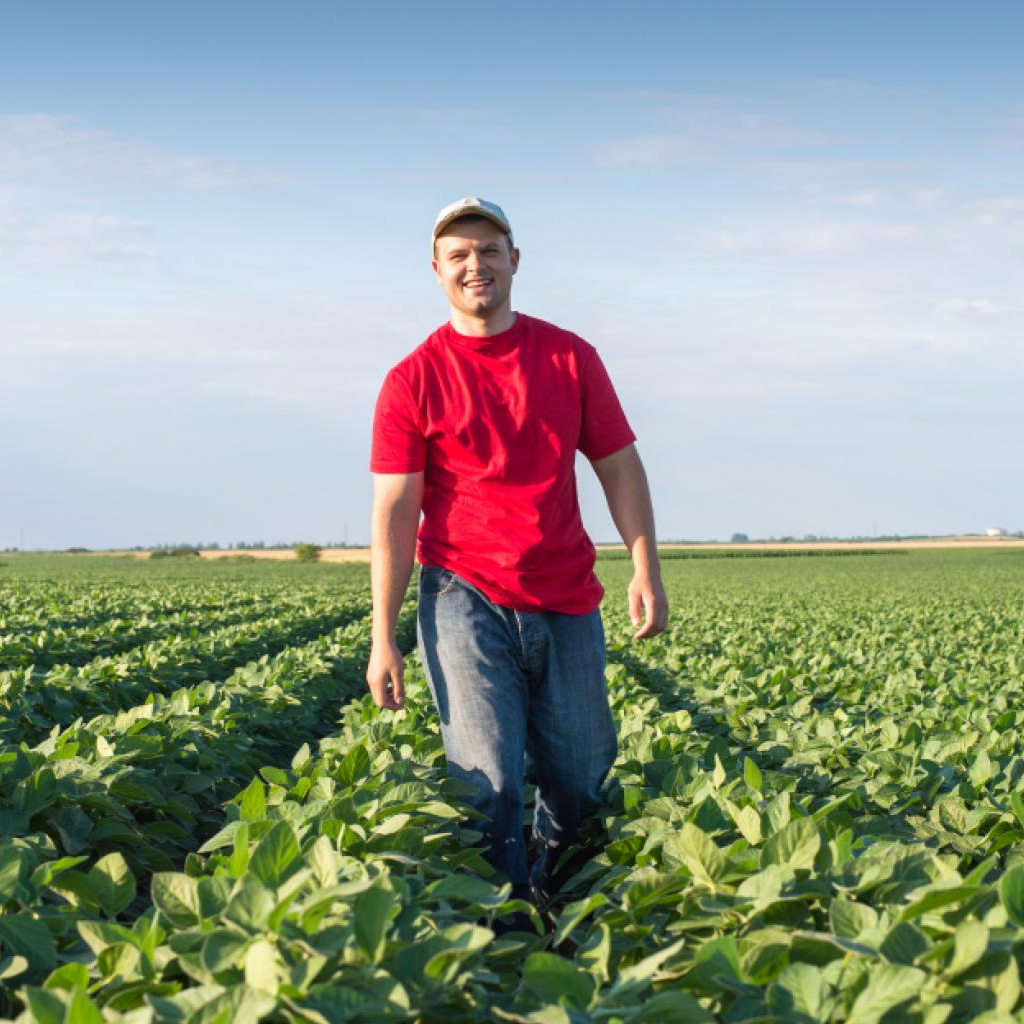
[417,565,617,896]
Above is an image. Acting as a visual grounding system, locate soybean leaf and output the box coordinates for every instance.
[13,768,57,815]
[202,929,251,973]
[66,987,106,1024]
[726,800,762,846]
[24,989,66,1024]
[743,757,763,792]
[998,864,1024,927]
[306,834,340,889]
[969,749,993,787]
[830,899,878,939]
[663,823,725,888]
[41,961,89,989]
[423,924,494,984]
[880,922,929,966]
[151,872,202,928]
[249,820,301,890]
[767,963,827,1021]
[958,951,1021,1015]
[946,919,988,977]
[846,964,926,1024]
[899,885,982,922]
[336,743,371,787]
[29,855,87,889]
[680,936,742,997]
[762,816,820,871]
[0,845,26,901]
[77,920,137,956]
[0,915,57,970]
[229,822,251,879]
[354,878,396,964]
[236,778,266,823]
[428,874,505,906]
[244,939,279,994]
[553,893,608,947]
[522,952,594,1010]
[1010,791,1024,830]
[630,991,715,1023]
[578,922,611,985]
[88,852,136,917]
[766,792,792,836]
[609,938,687,999]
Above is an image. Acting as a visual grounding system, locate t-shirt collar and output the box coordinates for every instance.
[444,312,524,351]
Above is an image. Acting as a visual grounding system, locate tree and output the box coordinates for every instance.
[730,533,749,544]
[294,543,322,563]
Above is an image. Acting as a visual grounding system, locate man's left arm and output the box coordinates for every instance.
[590,444,669,639]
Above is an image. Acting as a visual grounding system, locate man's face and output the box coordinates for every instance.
[432,219,519,322]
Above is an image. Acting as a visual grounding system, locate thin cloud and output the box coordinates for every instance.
[794,77,875,95]
[969,197,1024,235]
[758,158,923,179]
[0,191,158,269]
[810,187,946,210]
[596,95,828,166]
[677,218,918,254]
[910,187,948,207]
[833,189,886,208]
[936,298,1002,320]
[0,114,284,189]
[600,134,695,166]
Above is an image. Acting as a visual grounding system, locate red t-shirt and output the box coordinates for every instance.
[370,313,635,614]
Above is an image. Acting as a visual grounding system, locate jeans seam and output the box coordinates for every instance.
[513,611,528,670]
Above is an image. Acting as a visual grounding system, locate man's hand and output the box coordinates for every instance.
[366,640,406,710]
[367,471,422,713]
[590,445,669,640]
[628,571,669,640]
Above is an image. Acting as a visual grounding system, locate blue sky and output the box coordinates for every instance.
[2,1,1022,548]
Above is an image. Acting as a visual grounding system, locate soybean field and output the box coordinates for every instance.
[1,549,1024,1023]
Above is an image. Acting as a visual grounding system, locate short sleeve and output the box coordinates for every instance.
[577,346,636,461]
[370,369,427,473]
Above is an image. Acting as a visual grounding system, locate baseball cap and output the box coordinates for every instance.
[433,197,514,246]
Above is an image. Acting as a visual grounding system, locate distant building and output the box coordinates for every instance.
[986,527,1007,537]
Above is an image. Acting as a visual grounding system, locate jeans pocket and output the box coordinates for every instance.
[420,566,458,599]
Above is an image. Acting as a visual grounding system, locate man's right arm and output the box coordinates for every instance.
[366,471,424,710]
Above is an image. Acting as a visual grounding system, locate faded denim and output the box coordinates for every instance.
[417,565,618,896]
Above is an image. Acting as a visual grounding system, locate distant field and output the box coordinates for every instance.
[114,535,1024,563]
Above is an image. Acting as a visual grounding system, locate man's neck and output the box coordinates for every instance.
[449,307,517,338]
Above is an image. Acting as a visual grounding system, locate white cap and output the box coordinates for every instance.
[433,197,514,246]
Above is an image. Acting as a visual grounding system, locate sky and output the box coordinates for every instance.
[2,0,1022,549]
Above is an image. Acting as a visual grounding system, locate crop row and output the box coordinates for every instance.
[0,602,418,1018]
[0,597,374,746]
[0,584,371,673]
[608,584,1024,866]
[0,577,292,635]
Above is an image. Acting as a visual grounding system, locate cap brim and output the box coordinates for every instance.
[433,209,513,242]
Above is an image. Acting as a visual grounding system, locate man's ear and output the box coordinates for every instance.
[510,247,520,274]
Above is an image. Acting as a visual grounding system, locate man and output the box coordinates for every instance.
[367,197,667,910]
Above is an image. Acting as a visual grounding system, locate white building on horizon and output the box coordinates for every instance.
[986,527,1007,537]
